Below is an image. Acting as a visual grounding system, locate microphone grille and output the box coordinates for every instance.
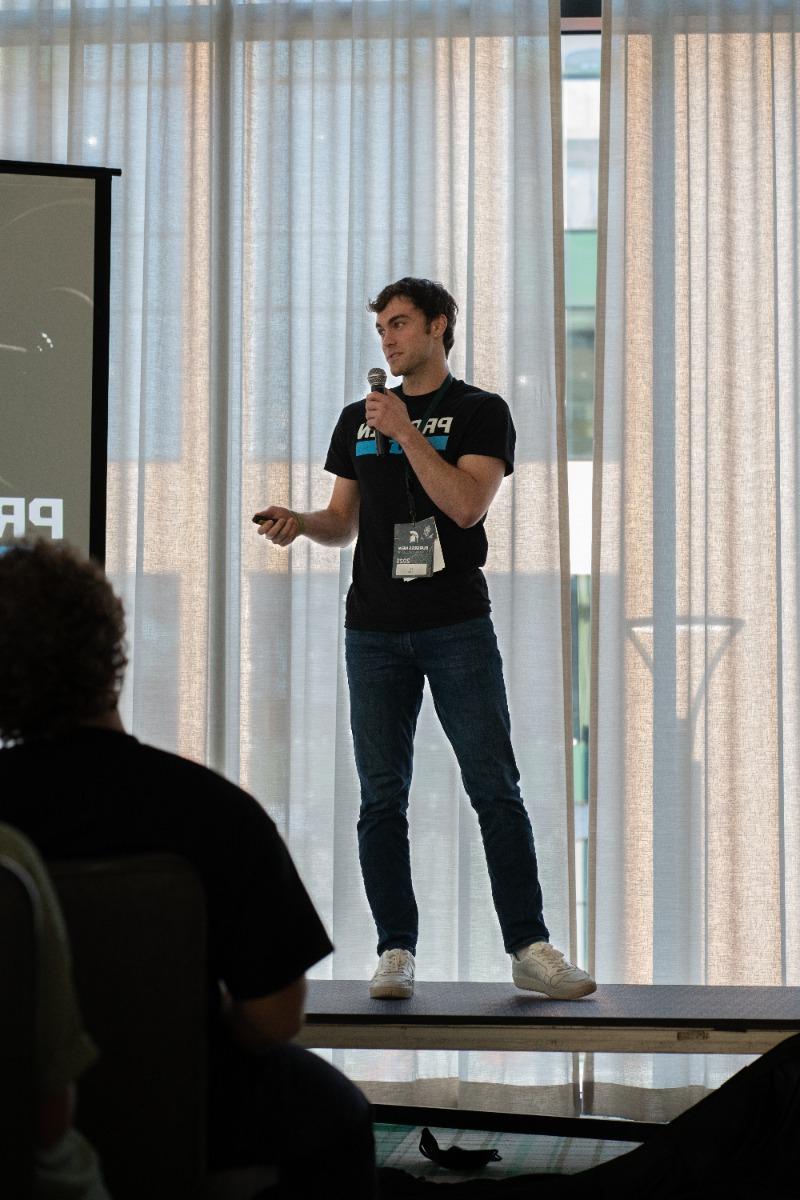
[367,367,387,389]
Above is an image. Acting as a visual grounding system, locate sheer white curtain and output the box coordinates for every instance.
[590,0,800,1118]
[1,1,577,1106]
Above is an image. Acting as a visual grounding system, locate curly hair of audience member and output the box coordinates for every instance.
[0,541,128,743]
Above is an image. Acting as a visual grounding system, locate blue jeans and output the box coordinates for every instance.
[345,615,549,957]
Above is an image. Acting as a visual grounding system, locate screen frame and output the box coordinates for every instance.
[0,159,121,564]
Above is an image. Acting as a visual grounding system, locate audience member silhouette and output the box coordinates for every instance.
[0,540,376,1198]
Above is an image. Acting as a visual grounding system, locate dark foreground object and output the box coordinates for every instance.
[378,1030,800,1197]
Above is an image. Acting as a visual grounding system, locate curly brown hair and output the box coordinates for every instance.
[368,277,458,357]
[0,541,128,743]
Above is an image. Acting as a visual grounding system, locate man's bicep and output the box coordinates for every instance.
[456,454,507,514]
[328,475,360,532]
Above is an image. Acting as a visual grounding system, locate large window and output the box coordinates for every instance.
[563,28,600,968]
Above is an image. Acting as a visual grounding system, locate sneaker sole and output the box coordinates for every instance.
[369,982,414,999]
[512,976,597,1000]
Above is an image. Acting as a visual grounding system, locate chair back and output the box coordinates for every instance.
[49,853,207,1200]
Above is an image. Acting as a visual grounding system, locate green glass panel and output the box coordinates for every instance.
[565,229,597,308]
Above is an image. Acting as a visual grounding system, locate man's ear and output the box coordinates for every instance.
[432,314,447,340]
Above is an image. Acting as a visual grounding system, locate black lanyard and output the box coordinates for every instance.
[398,374,453,523]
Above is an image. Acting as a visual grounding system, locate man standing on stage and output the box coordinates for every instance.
[256,277,596,1002]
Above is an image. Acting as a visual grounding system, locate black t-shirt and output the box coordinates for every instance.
[325,377,515,631]
[0,729,333,1018]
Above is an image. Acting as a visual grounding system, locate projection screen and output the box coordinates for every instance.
[1,161,119,562]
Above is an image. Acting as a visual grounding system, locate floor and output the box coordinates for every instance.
[374,1123,638,1185]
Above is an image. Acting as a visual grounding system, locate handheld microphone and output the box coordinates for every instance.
[367,367,389,458]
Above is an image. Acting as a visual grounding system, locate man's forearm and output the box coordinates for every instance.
[394,426,487,529]
[256,479,359,549]
[298,508,358,547]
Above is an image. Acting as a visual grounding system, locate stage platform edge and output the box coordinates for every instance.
[296,980,800,1056]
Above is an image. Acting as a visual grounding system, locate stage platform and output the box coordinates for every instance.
[298,980,800,1056]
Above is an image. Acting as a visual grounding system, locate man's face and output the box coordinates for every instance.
[375,295,445,378]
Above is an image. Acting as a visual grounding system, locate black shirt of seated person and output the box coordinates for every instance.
[0,727,332,1019]
[0,727,340,1172]
[324,377,515,632]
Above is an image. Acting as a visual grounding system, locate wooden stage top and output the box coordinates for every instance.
[297,981,800,1055]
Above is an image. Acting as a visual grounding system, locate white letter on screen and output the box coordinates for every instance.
[0,498,26,538]
[29,498,64,540]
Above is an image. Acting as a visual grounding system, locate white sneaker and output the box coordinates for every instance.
[369,949,415,999]
[512,942,596,999]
